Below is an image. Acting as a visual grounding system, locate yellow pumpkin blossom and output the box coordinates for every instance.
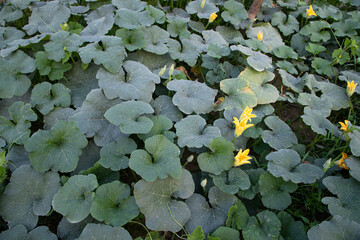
[306,5,317,18]
[336,152,349,170]
[257,31,263,41]
[234,149,252,167]
[347,80,358,97]
[209,12,217,23]
[240,106,257,123]
[339,120,349,131]
[233,117,254,137]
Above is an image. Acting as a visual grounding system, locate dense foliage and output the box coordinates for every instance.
[0,0,360,239]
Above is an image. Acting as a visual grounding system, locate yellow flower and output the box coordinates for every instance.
[306,5,317,18]
[233,117,254,137]
[240,106,257,123]
[339,120,349,131]
[201,0,206,10]
[234,149,252,167]
[209,12,217,23]
[336,152,349,170]
[347,80,358,97]
[257,31,263,41]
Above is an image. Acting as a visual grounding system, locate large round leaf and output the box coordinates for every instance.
[99,136,137,171]
[266,149,323,184]
[246,23,284,52]
[104,100,154,134]
[69,89,124,146]
[348,156,360,181]
[230,45,273,72]
[212,168,251,194]
[24,121,88,173]
[259,172,297,210]
[221,0,247,27]
[216,77,257,111]
[238,68,278,105]
[226,199,249,231]
[237,168,265,200]
[307,215,360,240]
[167,80,217,114]
[174,115,221,148]
[242,210,281,240]
[151,95,183,122]
[129,134,182,181]
[0,165,60,230]
[57,216,93,240]
[90,181,139,226]
[262,116,298,150]
[198,137,235,175]
[138,115,175,141]
[76,223,132,240]
[0,101,37,145]
[97,60,160,102]
[134,169,195,232]
[52,174,98,223]
[185,0,219,19]
[322,176,360,223]
[185,186,236,235]
[143,25,170,55]
[277,211,307,240]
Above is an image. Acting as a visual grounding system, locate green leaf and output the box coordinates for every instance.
[174,115,221,148]
[332,49,350,65]
[262,116,298,150]
[0,224,27,239]
[332,19,360,37]
[138,115,175,141]
[221,0,248,27]
[230,45,273,71]
[152,95,183,123]
[69,89,124,146]
[187,226,205,240]
[349,131,360,157]
[35,51,72,81]
[226,199,249,230]
[129,134,182,182]
[217,77,257,110]
[0,27,25,49]
[259,171,297,210]
[246,23,284,52]
[185,0,219,19]
[104,101,154,134]
[185,187,236,235]
[90,181,139,226]
[322,176,360,222]
[167,80,217,114]
[279,70,307,93]
[112,0,146,11]
[57,216,93,240]
[306,43,326,56]
[307,215,360,240]
[0,165,60,229]
[97,60,160,102]
[348,156,360,181]
[167,18,191,38]
[99,136,137,171]
[317,82,349,110]
[134,169,194,232]
[197,137,235,175]
[30,82,71,115]
[211,226,240,240]
[277,211,307,240]
[299,21,331,42]
[266,149,323,184]
[242,210,281,240]
[52,174,98,223]
[276,61,298,75]
[44,31,82,62]
[78,36,126,74]
[116,28,145,51]
[317,5,343,21]
[143,25,170,55]
[60,62,100,108]
[76,223,132,240]
[146,5,165,24]
[79,162,119,185]
[298,93,332,117]
[273,45,298,59]
[0,225,58,240]
[239,68,278,105]
[0,50,34,98]
[212,168,250,194]
[24,120,88,173]
[238,168,265,200]
[311,57,333,77]
[271,11,299,36]
[301,110,339,136]
[114,9,153,29]
[0,101,37,145]
[23,1,71,35]
[167,39,200,67]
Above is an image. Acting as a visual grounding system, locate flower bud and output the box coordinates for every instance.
[200,178,207,188]
[60,22,69,31]
[158,65,167,77]
[169,64,175,76]
[187,155,194,163]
